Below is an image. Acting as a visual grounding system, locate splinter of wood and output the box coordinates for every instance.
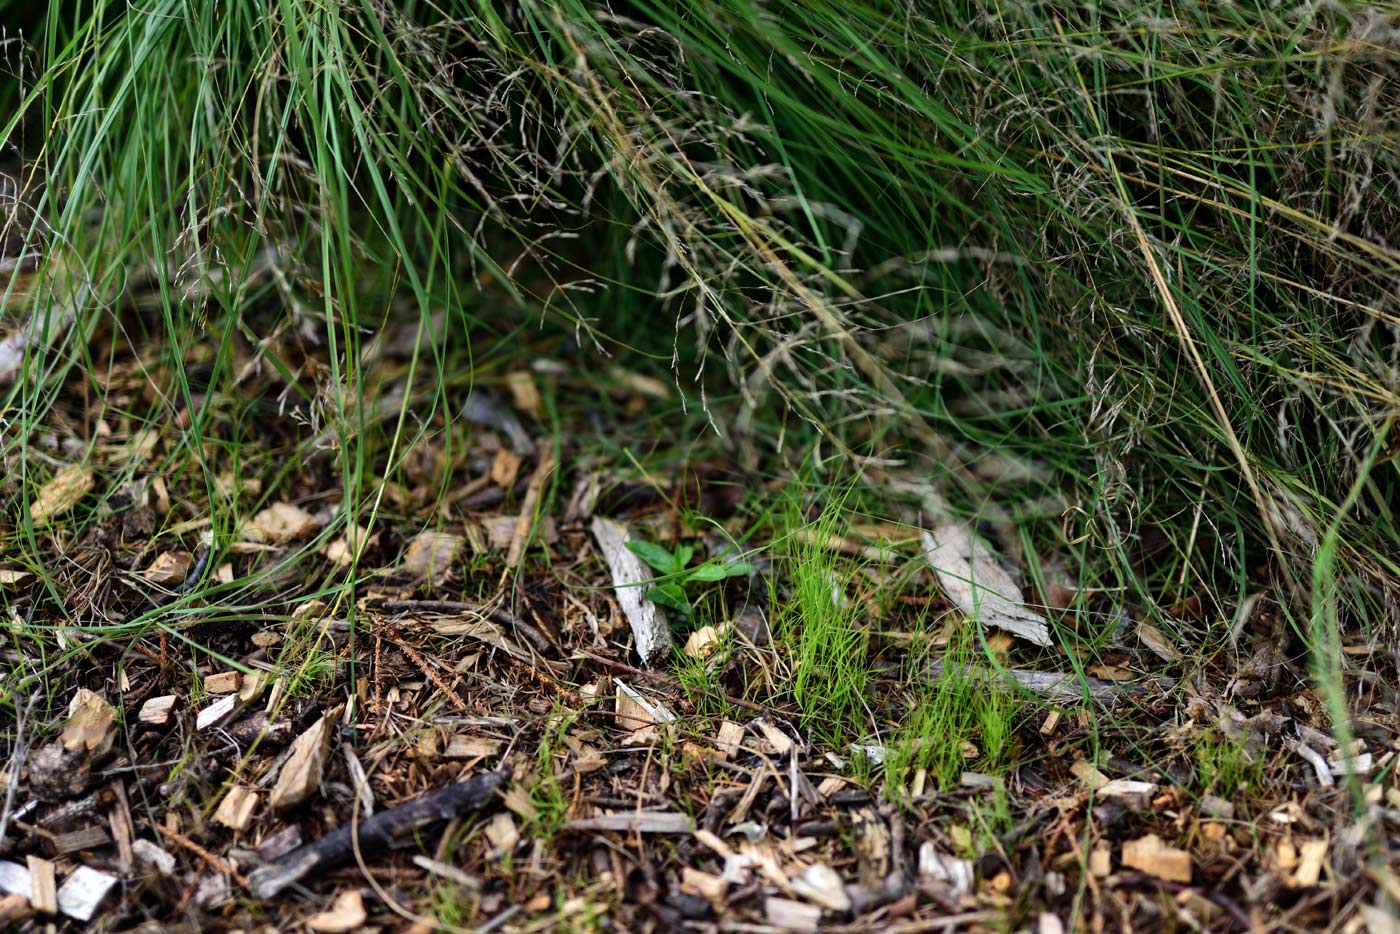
[247,769,507,899]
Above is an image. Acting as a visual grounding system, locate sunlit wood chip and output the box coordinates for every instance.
[484,813,519,857]
[55,865,116,922]
[791,863,850,912]
[61,689,116,757]
[30,464,94,527]
[213,786,258,832]
[399,530,463,582]
[1122,834,1191,883]
[269,712,336,811]
[203,671,241,695]
[26,857,55,914]
[306,890,366,933]
[139,695,178,726]
[715,720,745,761]
[765,897,821,932]
[564,812,694,834]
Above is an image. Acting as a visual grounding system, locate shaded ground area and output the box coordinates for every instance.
[1,309,1398,933]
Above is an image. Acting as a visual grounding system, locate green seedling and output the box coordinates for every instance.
[624,538,753,622]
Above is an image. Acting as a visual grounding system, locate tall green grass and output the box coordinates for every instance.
[3,0,1399,664]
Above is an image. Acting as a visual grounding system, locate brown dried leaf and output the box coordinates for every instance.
[242,502,317,544]
[141,550,192,586]
[31,464,94,527]
[399,530,463,582]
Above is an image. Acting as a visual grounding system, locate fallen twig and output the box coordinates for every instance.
[247,769,507,899]
[928,661,1176,706]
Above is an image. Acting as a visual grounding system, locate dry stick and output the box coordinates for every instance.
[248,769,507,899]
[158,824,250,888]
[381,623,468,714]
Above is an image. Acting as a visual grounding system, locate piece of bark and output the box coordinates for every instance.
[50,826,111,855]
[269,712,336,812]
[589,517,671,666]
[26,857,55,914]
[920,526,1051,646]
[928,661,1175,706]
[249,769,506,899]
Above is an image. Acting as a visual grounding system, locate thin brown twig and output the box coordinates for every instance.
[158,824,251,888]
[382,622,469,713]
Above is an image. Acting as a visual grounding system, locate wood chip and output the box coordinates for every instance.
[589,516,671,666]
[1291,838,1328,887]
[505,370,542,419]
[754,719,794,755]
[30,464,94,527]
[614,679,676,732]
[214,786,259,832]
[56,865,117,922]
[195,694,240,731]
[132,839,176,875]
[61,689,116,757]
[920,525,1051,646]
[50,826,111,854]
[491,448,522,488]
[484,813,519,857]
[0,569,31,586]
[564,812,694,834]
[306,890,366,933]
[715,720,745,761]
[1089,844,1112,877]
[269,712,336,811]
[204,671,242,694]
[242,502,318,544]
[1121,834,1191,883]
[765,896,822,932]
[26,857,55,914]
[791,863,850,911]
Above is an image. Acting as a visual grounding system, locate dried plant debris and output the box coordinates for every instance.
[590,516,672,665]
[920,524,1052,646]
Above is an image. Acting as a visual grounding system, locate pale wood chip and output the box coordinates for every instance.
[764,896,822,932]
[790,863,850,911]
[203,671,242,695]
[1122,834,1191,883]
[715,720,745,761]
[139,695,179,726]
[213,786,259,832]
[306,890,366,933]
[26,857,55,914]
[269,712,336,811]
[55,865,116,922]
[564,812,694,834]
[61,689,116,757]
[484,813,519,857]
